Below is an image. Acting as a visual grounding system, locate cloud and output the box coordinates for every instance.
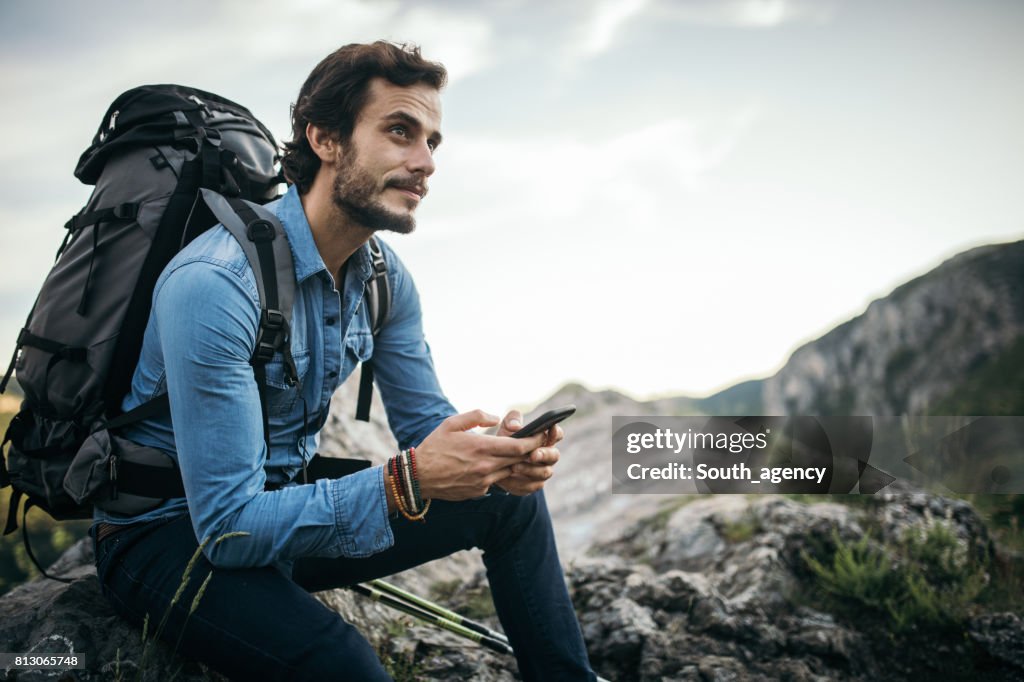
[560,0,835,71]
[655,0,836,28]
[423,104,761,240]
[0,0,494,172]
[578,0,651,58]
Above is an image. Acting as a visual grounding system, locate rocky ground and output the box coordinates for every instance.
[2,483,1021,681]
[572,487,1023,681]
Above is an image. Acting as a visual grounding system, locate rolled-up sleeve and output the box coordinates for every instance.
[154,259,393,568]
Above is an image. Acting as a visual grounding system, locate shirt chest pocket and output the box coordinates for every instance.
[262,349,311,417]
[345,333,373,367]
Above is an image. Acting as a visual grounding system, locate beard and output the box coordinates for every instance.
[331,149,418,235]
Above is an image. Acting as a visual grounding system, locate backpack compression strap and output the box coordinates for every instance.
[200,189,297,456]
[355,236,390,422]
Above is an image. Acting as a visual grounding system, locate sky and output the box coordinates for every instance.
[1,0,1022,415]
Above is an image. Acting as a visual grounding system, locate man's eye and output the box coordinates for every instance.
[427,140,436,153]
[390,126,408,138]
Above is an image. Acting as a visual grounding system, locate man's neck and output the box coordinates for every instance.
[300,177,374,286]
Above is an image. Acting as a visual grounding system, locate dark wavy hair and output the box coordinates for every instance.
[281,41,448,194]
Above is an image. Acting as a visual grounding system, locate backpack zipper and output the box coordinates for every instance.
[109,450,119,501]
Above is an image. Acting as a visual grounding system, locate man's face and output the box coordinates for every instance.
[332,78,443,234]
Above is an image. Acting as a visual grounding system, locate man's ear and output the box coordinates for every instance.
[306,123,342,163]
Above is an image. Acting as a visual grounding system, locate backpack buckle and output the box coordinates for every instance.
[253,309,286,363]
[253,341,276,363]
[112,203,138,220]
[247,219,276,243]
[261,309,285,331]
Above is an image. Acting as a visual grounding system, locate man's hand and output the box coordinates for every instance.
[492,409,564,496]
[415,409,548,501]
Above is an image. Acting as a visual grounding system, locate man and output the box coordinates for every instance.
[89,41,597,681]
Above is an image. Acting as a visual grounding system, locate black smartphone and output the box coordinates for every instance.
[510,405,576,439]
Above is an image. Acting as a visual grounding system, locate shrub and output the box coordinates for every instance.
[802,514,989,633]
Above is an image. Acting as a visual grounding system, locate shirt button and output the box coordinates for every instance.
[328,370,338,378]
[326,316,336,325]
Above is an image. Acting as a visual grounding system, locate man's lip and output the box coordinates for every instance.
[392,186,424,200]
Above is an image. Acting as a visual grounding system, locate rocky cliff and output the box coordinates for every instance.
[761,240,1024,416]
[653,239,1024,417]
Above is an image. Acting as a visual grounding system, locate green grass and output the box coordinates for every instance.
[786,492,1024,619]
[378,648,423,682]
[802,519,992,632]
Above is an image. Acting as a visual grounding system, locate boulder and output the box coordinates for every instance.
[0,538,514,681]
[570,486,1022,681]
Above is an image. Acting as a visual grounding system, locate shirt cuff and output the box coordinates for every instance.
[328,465,395,557]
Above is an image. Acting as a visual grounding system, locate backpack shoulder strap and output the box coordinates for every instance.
[365,236,391,335]
[201,188,295,341]
[200,189,296,452]
[355,236,391,422]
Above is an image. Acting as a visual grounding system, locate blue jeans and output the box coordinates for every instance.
[91,490,596,681]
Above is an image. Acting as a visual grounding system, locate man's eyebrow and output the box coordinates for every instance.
[385,110,443,146]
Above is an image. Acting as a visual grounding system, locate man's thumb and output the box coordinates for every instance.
[503,410,523,431]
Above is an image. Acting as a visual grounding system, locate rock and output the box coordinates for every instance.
[696,655,752,682]
[968,612,1024,673]
[0,537,516,682]
[0,539,226,682]
[572,489,1018,682]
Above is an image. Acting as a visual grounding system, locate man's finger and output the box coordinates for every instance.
[503,431,548,456]
[512,464,555,480]
[444,409,501,432]
[528,447,560,465]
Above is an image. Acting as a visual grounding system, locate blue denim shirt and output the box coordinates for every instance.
[94,185,456,570]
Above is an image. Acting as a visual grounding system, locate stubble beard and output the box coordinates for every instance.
[331,149,417,235]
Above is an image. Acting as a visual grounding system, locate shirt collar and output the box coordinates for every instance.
[273,184,373,285]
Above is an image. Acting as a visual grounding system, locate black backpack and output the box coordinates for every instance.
[0,85,388,579]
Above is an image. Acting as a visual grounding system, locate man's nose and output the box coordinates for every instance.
[406,139,436,177]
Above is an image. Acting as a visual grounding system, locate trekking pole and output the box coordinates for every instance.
[350,583,514,656]
[368,578,509,645]
[353,581,614,682]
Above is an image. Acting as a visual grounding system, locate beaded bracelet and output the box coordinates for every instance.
[408,447,424,510]
[402,448,430,519]
[387,450,430,522]
[387,458,409,517]
[391,453,407,507]
[400,450,417,512]
[405,447,430,520]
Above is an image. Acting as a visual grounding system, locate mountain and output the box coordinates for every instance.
[649,239,1024,417]
[462,239,1024,556]
[762,239,1024,416]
